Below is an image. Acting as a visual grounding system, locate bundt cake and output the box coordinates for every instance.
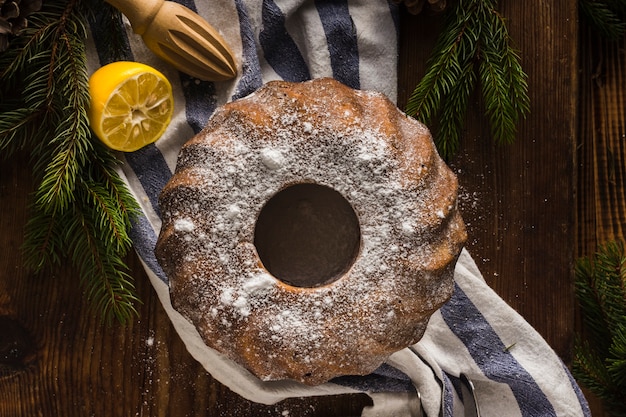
[155,78,466,385]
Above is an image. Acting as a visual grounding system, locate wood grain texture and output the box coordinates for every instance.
[575,19,626,417]
[577,25,626,253]
[0,1,599,415]
[399,2,578,360]
[0,152,371,416]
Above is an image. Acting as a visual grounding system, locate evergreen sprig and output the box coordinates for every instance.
[405,0,529,159]
[574,240,626,416]
[0,0,140,324]
[579,0,626,39]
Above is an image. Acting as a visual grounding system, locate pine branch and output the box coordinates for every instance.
[479,8,529,144]
[22,206,66,270]
[501,38,530,119]
[436,61,476,157]
[405,3,471,127]
[574,240,626,416]
[590,241,626,332]
[405,0,529,159]
[575,255,614,354]
[1,0,141,324]
[0,109,45,156]
[67,182,139,324]
[573,338,614,397]
[608,324,626,386]
[81,0,129,64]
[579,0,626,39]
[81,147,138,253]
[35,29,92,214]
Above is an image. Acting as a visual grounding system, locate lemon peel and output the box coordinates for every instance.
[88,61,174,152]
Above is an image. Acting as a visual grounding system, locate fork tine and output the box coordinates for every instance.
[416,388,426,417]
[459,373,481,417]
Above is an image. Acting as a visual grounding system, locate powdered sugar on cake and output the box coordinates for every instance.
[155,78,466,385]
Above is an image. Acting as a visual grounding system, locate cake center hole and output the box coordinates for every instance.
[254,183,361,288]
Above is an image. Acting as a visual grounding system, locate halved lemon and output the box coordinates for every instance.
[88,61,174,152]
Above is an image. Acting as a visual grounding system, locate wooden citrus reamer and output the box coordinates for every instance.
[105,0,237,81]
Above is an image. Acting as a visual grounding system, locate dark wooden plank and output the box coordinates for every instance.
[577,26,626,252]
[575,19,626,417]
[399,2,578,361]
[0,1,586,415]
[0,151,371,416]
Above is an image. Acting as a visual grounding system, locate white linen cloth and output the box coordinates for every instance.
[86,1,590,415]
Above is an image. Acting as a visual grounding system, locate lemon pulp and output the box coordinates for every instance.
[88,62,174,152]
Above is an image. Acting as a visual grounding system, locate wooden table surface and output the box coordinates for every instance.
[1,1,620,415]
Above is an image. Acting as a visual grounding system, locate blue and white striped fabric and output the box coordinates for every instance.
[86,1,590,415]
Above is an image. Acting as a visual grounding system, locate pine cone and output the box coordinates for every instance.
[392,0,448,15]
[0,0,42,52]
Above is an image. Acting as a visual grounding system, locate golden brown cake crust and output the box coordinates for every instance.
[155,78,466,385]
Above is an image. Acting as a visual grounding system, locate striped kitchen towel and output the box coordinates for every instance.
[86,0,590,416]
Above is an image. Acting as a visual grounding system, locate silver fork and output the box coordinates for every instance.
[459,373,481,417]
[416,388,425,417]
